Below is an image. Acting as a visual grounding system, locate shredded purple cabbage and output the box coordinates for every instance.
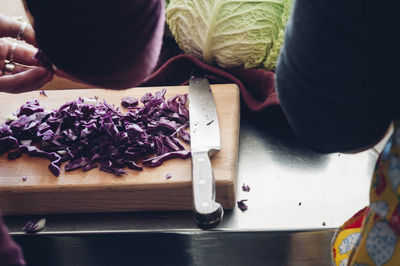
[237,199,248,212]
[0,90,191,177]
[121,96,139,108]
[22,218,46,234]
[242,183,250,192]
[142,150,190,167]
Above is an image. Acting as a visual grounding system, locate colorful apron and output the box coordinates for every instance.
[332,122,400,265]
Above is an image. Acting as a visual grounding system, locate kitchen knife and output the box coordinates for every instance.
[189,76,223,229]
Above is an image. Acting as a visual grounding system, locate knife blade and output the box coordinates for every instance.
[189,76,223,229]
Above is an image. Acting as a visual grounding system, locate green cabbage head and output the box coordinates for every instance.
[166,0,292,71]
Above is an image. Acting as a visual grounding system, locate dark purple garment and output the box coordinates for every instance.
[0,211,25,266]
[276,0,399,153]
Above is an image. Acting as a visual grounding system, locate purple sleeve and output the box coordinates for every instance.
[0,211,25,266]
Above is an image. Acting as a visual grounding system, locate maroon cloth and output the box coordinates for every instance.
[0,212,25,266]
[141,54,279,112]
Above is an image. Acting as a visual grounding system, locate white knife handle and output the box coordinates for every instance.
[191,151,223,229]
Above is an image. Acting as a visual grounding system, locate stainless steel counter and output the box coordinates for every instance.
[4,106,384,266]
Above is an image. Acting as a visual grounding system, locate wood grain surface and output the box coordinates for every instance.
[0,84,240,215]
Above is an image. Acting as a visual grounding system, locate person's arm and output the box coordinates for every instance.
[275,0,398,153]
[0,211,26,266]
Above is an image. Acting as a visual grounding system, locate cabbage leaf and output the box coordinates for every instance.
[166,0,292,70]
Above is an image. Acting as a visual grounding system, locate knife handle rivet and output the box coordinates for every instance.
[199,179,206,185]
[197,157,204,162]
[201,202,209,208]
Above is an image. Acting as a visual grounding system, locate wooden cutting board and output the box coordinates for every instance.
[0,84,240,215]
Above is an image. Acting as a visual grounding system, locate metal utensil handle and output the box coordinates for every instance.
[192,151,223,229]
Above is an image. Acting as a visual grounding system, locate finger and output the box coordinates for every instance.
[0,39,39,66]
[0,14,36,46]
[0,67,53,93]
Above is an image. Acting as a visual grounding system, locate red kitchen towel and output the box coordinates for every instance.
[140,53,279,112]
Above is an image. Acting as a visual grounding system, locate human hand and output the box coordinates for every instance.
[0,14,52,93]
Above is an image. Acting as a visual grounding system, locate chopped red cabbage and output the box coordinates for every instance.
[0,90,190,177]
[237,199,248,212]
[82,163,98,172]
[22,218,46,234]
[0,124,12,137]
[65,157,89,171]
[242,183,250,192]
[125,160,143,171]
[16,100,44,117]
[165,173,172,179]
[0,136,18,155]
[121,96,139,108]
[142,150,191,167]
[178,129,190,143]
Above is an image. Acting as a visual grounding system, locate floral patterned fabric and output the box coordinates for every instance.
[332,122,400,265]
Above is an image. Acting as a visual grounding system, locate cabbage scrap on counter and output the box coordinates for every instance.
[0,90,191,177]
[166,0,293,71]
